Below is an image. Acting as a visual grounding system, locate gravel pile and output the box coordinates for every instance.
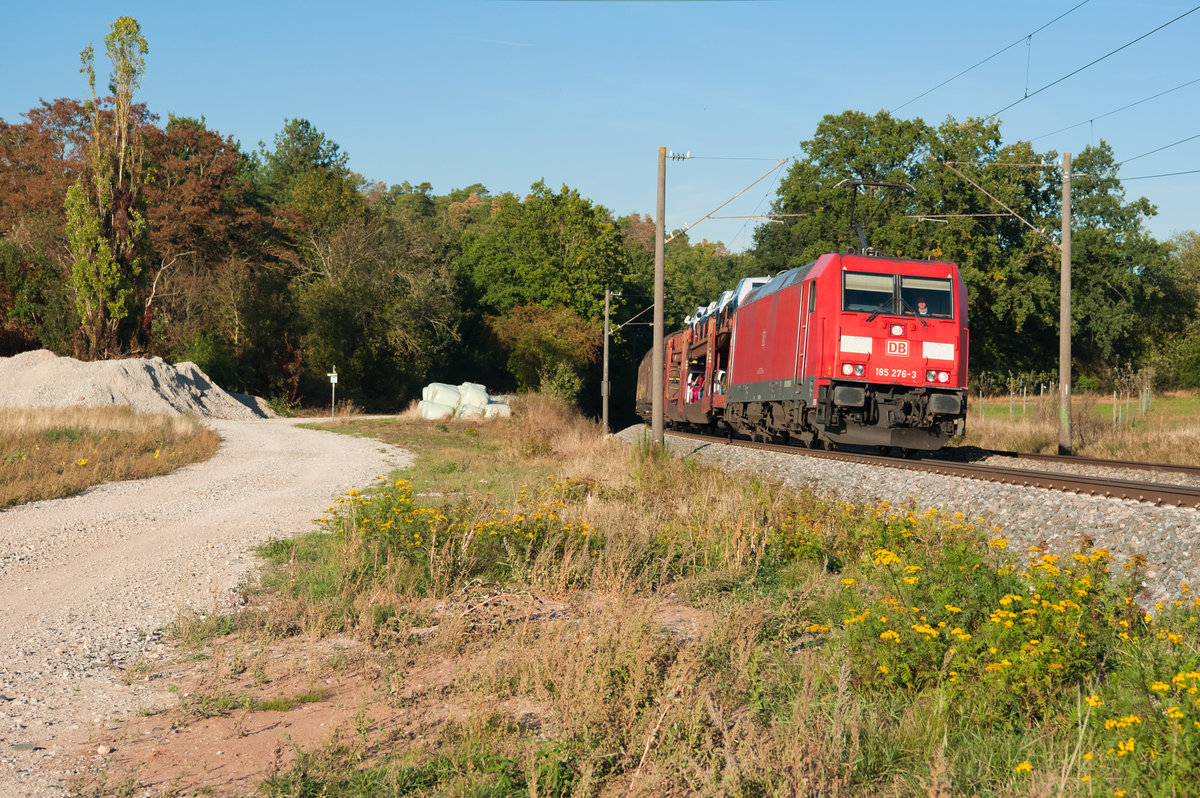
[617,427,1200,606]
[0,349,273,420]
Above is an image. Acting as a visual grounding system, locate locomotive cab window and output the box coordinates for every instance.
[842,272,894,313]
[900,276,954,319]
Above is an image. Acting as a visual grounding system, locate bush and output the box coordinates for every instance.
[183,331,241,391]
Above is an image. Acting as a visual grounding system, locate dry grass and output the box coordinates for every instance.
[960,391,1200,464]
[0,406,221,508]
[119,390,1200,797]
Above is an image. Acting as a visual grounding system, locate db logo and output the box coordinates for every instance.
[886,340,908,356]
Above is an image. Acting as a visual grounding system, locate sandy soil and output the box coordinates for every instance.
[0,417,412,798]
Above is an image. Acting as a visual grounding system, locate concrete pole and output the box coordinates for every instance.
[652,146,666,446]
[602,288,611,433]
[1059,152,1073,455]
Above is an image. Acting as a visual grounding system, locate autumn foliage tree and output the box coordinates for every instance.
[140,116,277,358]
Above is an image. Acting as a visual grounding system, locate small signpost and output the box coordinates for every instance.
[327,367,338,420]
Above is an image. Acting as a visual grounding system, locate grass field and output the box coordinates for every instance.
[957,391,1200,465]
[106,394,1200,798]
[0,406,221,508]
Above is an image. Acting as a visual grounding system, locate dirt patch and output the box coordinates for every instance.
[71,592,714,797]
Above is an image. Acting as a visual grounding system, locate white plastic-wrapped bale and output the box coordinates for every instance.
[418,399,456,420]
[457,382,490,411]
[456,403,485,419]
[484,402,513,419]
[423,383,461,409]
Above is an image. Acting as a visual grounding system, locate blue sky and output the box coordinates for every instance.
[3,1,1197,252]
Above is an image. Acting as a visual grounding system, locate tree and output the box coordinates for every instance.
[487,304,600,399]
[662,236,761,328]
[751,111,1173,378]
[140,116,280,366]
[754,110,934,271]
[255,118,351,207]
[1165,231,1200,387]
[458,181,635,323]
[293,208,461,410]
[1066,143,1174,372]
[65,16,149,358]
[0,98,91,242]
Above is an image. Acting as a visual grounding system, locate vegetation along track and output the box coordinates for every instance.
[668,430,1200,509]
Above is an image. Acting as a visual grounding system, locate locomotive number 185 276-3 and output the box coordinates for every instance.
[875,367,918,380]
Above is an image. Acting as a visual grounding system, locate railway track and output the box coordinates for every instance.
[667,430,1200,510]
[978,449,1200,479]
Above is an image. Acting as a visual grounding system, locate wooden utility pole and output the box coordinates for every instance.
[652,146,666,446]
[602,288,611,433]
[1059,152,1073,455]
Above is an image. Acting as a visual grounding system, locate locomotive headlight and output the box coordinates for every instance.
[889,324,904,337]
[854,364,865,376]
[937,371,950,383]
[842,363,854,376]
[926,370,937,382]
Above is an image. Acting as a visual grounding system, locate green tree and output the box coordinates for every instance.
[751,111,1173,379]
[487,304,600,399]
[1147,231,1200,387]
[294,210,461,410]
[664,235,759,328]
[1067,143,1174,372]
[255,118,351,207]
[65,16,149,358]
[458,181,635,322]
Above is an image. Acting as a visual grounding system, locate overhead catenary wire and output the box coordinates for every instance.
[687,156,796,162]
[1030,76,1200,141]
[989,5,1200,119]
[1118,166,1200,181]
[729,160,790,250]
[1122,131,1200,165]
[940,161,1061,249]
[666,158,791,244]
[890,0,1091,114]
[943,161,1058,168]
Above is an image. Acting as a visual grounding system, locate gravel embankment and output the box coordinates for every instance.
[0,418,412,798]
[617,428,1200,606]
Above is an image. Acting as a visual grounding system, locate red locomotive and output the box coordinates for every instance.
[636,253,969,452]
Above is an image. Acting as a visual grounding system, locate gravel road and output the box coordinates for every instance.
[0,418,412,798]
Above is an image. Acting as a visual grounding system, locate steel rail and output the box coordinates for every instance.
[667,431,1200,509]
[981,450,1200,478]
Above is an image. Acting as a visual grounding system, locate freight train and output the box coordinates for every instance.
[635,252,969,452]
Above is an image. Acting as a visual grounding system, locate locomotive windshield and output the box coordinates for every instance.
[899,276,954,319]
[842,272,894,313]
[842,271,954,319]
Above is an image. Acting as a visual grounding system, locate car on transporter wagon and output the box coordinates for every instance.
[635,251,969,454]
